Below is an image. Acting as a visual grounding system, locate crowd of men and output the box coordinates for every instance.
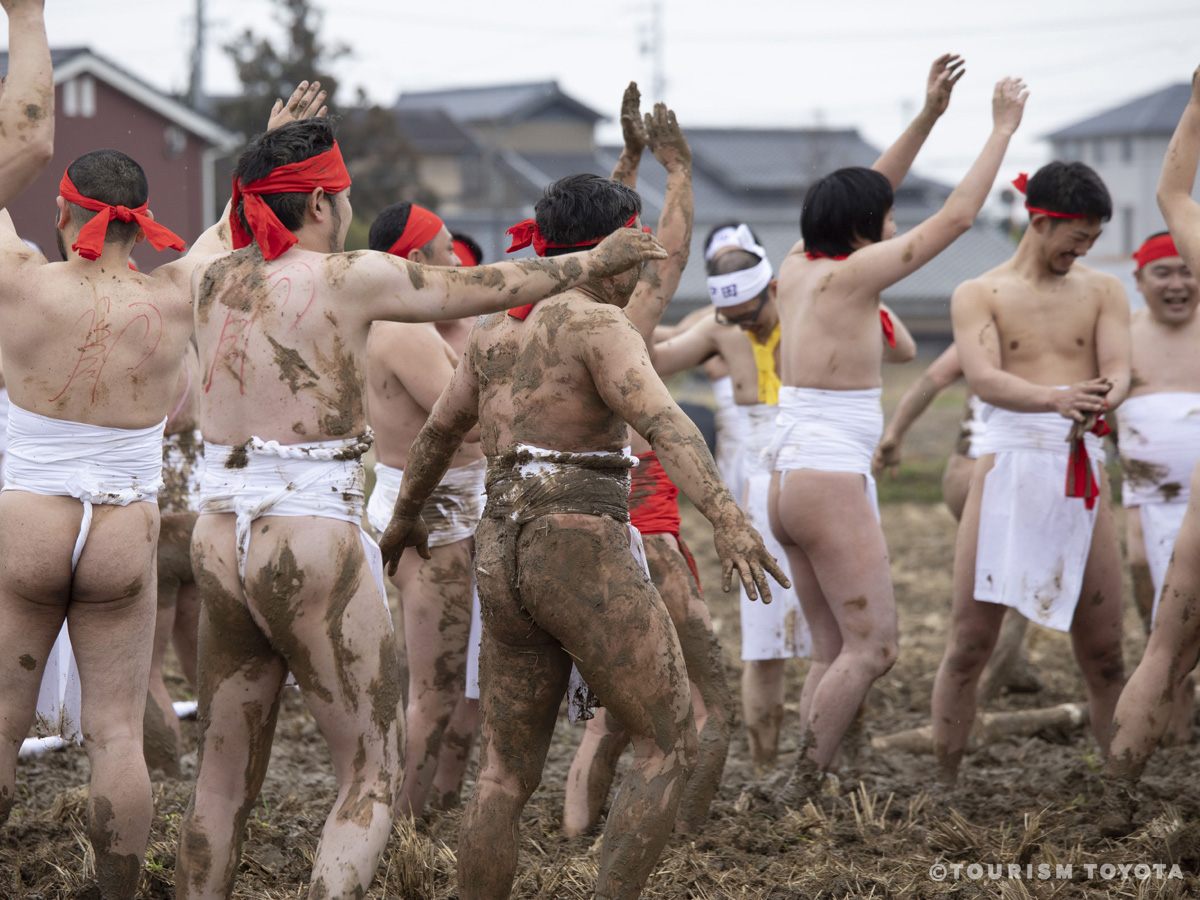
[4,2,1200,896]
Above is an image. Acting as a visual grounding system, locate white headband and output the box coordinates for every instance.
[707,256,773,309]
[704,223,760,261]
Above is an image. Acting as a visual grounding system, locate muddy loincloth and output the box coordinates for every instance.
[711,375,744,492]
[367,457,486,547]
[160,428,205,516]
[2,402,166,742]
[199,433,387,604]
[1117,392,1200,614]
[483,443,649,722]
[973,405,1104,632]
[955,394,988,460]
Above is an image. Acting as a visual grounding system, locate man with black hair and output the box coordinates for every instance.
[766,57,1027,801]
[0,0,53,209]
[363,200,485,819]
[1102,67,1200,834]
[0,77,328,900]
[379,167,784,900]
[177,107,666,896]
[931,158,1130,785]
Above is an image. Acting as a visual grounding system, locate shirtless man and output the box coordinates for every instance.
[930,160,1129,785]
[174,116,666,898]
[0,74,301,896]
[0,0,53,209]
[380,171,784,900]
[364,200,484,819]
[144,343,204,776]
[767,58,1027,798]
[1104,68,1200,832]
[873,346,1039,701]
[563,87,730,836]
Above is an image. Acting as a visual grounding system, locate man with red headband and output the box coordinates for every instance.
[175,109,666,897]
[1103,68,1200,834]
[379,162,784,899]
[931,159,1130,786]
[0,77,328,900]
[0,0,53,209]
[362,200,485,819]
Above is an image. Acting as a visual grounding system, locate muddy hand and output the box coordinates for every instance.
[620,81,647,157]
[644,102,691,171]
[267,80,328,131]
[380,513,431,576]
[589,229,667,278]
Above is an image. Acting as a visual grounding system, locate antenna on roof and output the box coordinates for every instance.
[188,0,206,112]
[638,0,666,102]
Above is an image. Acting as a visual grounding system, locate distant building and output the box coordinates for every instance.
[1047,83,1198,261]
[395,81,1015,333]
[0,47,238,265]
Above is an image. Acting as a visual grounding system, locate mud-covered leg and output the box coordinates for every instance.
[176,525,287,900]
[519,518,697,900]
[173,578,202,691]
[429,695,479,810]
[1127,507,1156,635]
[392,538,474,819]
[564,709,630,836]
[146,522,192,777]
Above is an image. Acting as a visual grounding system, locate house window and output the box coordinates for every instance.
[1121,136,1133,163]
[62,75,96,118]
[1092,139,1105,164]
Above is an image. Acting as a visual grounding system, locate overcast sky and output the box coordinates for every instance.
[11,0,1200,190]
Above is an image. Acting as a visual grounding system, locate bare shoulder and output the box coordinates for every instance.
[1077,265,1127,300]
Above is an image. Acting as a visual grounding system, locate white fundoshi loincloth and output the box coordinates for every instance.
[199,434,387,608]
[0,387,10,461]
[1117,392,1200,616]
[2,402,166,743]
[711,375,744,493]
[368,458,486,698]
[737,402,810,660]
[160,428,205,515]
[962,395,988,460]
[973,405,1104,632]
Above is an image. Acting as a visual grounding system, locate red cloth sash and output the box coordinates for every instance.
[629,451,702,592]
[1133,233,1180,270]
[230,143,352,261]
[387,205,444,259]
[1066,416,1111,510]
[1012,173,1085,220]
[59,171,185,261]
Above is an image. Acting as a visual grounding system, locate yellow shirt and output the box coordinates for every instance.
[749,324,781,405]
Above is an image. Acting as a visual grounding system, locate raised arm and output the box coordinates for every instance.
[871,54,964,189]
[623,103,694,341]
[872,343,962,476]
[354,227,667,325]
[837,77,1027,300]
[953,279,1108,420]
[583,312,788,600]
[0,0,53,210]
[609,82,647,188]
[379,340,482,572]
[1157,65,1200,272]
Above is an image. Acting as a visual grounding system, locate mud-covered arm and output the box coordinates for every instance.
[624,103,694,344]
[0,1,53,211]
[583,311,789,600]
[354,227,667,325]
[1158,65,1200,274]
[609,82,647,188]
[873,343,962,476]
[379,342,481,572]
[871,54,963,189]
[881,302,917,363]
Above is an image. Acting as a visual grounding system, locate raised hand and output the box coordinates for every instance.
[924,53,966,118]
[992,77,1028,135]
[620,82,648,158]
[266,80,328,132]
[643,102,691,172]
[588,228,667,278]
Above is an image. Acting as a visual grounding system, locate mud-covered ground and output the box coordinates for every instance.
[4,359,1199,898]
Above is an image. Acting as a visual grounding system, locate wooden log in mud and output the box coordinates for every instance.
[871,702,1089,755]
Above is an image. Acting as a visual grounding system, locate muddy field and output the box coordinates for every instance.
[4,360,1200,899]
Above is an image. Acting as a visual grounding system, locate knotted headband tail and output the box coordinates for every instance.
[230,143,352,261]
[1066,416,1111,510]
[505,212,644,256]
[59,172,185,261]
[1012,173,1085,221]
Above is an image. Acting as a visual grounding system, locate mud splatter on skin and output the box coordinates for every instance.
[312,333,366,436]
[194,249,265,322]
[192,545,278,689]
[142,691,181,777]
[366,631,403,739]
[324,541,365,708]
[89,795,142,900]
[267,335,320,394]
[18,654,35,671]
[0,786,12,826]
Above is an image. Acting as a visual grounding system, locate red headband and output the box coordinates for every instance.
[1012,173,1085,220]
[230,143,352,261]
[506,212,644,257]
[1133,234,1180,270]
[59,171,185,261]
[452,238,478,267]
[387,205,444,259]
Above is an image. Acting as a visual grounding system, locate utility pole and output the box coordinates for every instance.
[188,0,206,111]
[639,0,665,102]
